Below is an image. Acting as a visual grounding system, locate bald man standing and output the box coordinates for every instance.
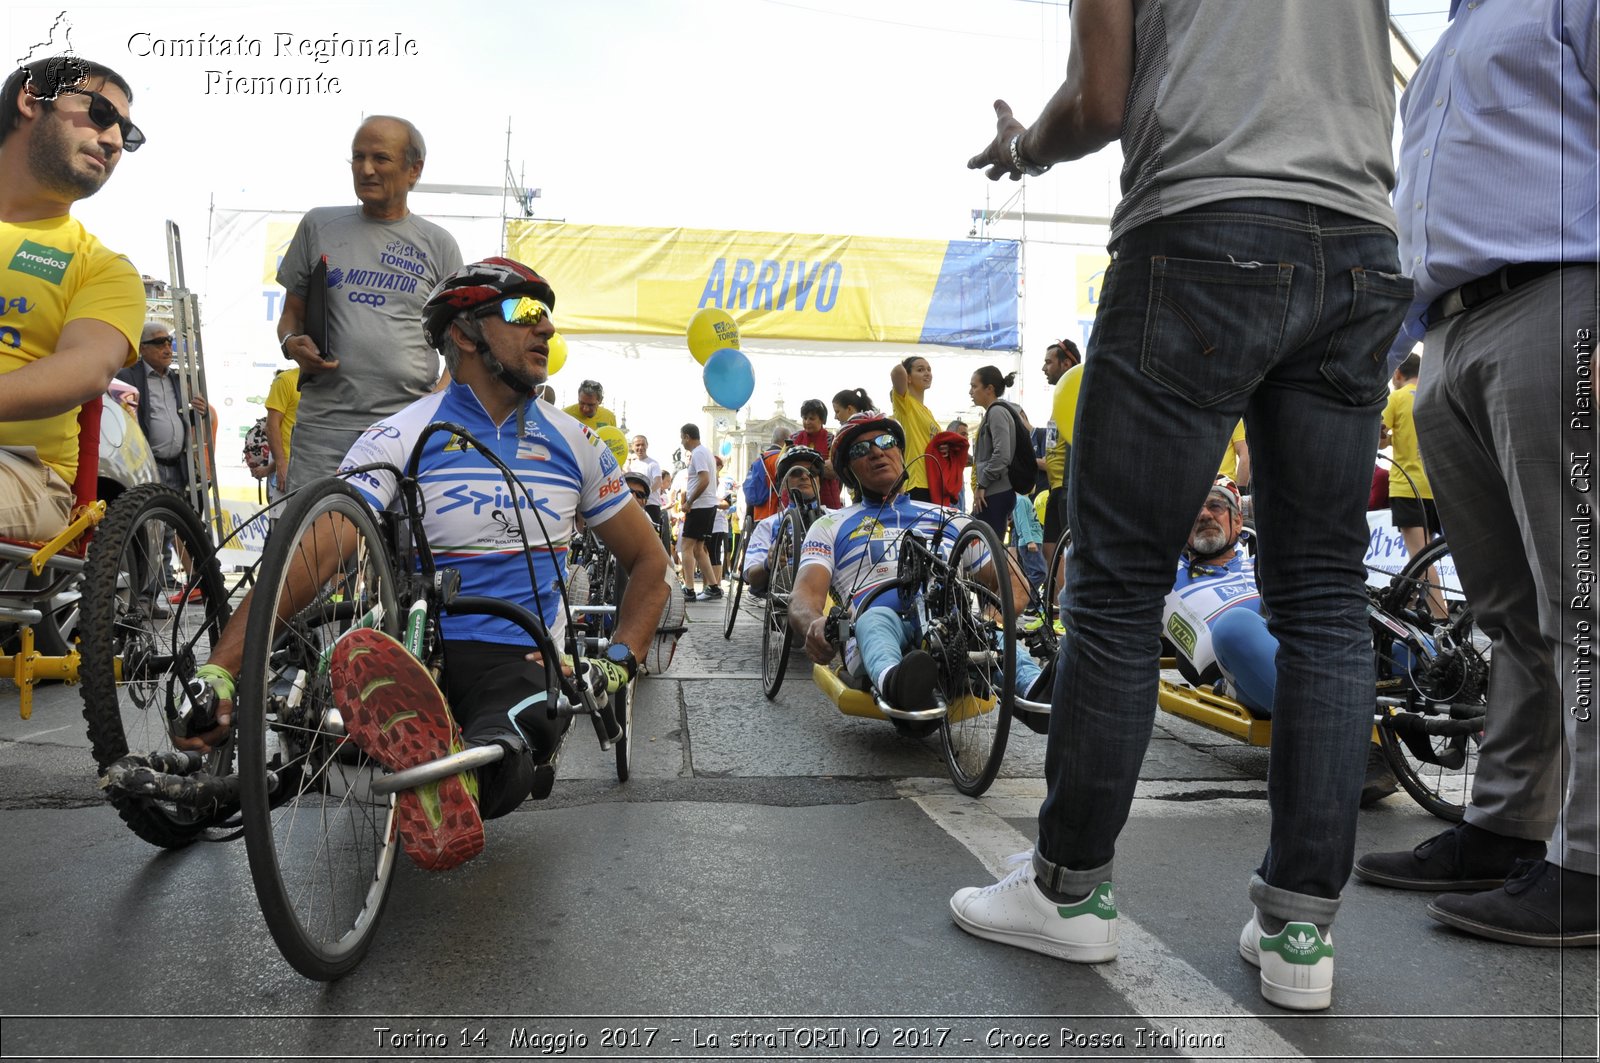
[275,115,463,489]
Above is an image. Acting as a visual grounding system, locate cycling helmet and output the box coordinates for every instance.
[622,469,653,495]
[1209,474,1242,516]
[831,411,906,491]
[421,257,556,350]
[775,444,825,487]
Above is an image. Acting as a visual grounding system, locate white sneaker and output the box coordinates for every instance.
[949,852,1118,963]
[1238,911,1334,1011]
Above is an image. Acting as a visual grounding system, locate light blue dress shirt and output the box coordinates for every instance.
[1391,0,1599,352]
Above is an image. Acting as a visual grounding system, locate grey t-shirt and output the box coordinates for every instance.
[276,206,464,430]
[1111,0,1399,241]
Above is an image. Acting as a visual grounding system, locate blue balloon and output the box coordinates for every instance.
[719,439,733,456]
[702,347,754,409]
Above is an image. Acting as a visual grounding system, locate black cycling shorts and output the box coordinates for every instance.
[682,506,715,540]
[1042,485,1070,543]
[1389,495,1440,536]
[441,640,564,819]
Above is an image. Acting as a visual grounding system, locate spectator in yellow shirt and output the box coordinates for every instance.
[1380,352,1437,559]
[563,379,617,431]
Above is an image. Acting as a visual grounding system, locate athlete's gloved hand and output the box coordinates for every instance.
[584,657,630,695]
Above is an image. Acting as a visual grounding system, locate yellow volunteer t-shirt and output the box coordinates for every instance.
[891,389,939,492]
[265,368,301,464]
[0,216,143,484]
[1382,384,1432,499]
[562,403,618,432]
[1045,364,1083,489]
[1218,420,1246,479]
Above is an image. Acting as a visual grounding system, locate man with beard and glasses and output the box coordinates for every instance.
[1158,476,1395,805]
[0,55,145,539]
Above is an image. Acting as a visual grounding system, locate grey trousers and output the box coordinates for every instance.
[285,422,365,494]
[1416,265,1598,876]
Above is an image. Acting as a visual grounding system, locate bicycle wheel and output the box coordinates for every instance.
[1042,526,1071,632]
[760,510,801,700]
[614,679,633,781]
[79,482,232,848]
[935,520,1015,797]
[236,478,403,980]
[722,522,748,639]
[610,558,632,782]
[1373,537,1486,821]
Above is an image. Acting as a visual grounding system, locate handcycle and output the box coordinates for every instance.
[224,420,638,980]
[1030,524,1486,820]
[808,514,1017,797]
[752,498,827,699]
[2,398,238,848]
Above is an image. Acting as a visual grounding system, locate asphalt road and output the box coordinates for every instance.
[1,595,1594,1063]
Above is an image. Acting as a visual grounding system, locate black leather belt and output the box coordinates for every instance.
[1427,262,1569,324]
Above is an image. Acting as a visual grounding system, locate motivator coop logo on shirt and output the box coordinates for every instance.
[8,241,73,284]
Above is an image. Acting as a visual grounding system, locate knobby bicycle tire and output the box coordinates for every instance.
[79,482,232,848]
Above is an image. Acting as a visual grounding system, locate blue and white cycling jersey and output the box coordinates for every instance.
[338,381,630,646]
[799,496,984,614]
[745,504,835,572]
[1163,551,1262,684]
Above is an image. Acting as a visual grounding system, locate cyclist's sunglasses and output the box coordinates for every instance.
[480,296,551,327]
[60,89,145,151]
[846,433,899,461]
[629,487,649,501]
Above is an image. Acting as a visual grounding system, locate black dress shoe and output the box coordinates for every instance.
[1354,821,1546,891]
[1428,859,1599,947]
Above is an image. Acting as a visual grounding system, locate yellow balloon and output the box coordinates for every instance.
[686,307,740,366]
[596,425,628,466]
[546,332,569,377]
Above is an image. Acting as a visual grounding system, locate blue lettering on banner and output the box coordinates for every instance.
[752,260,780,310]
[699,260,726,307]
[727,258,755,310]
[815,261,842,312]
[698,257,841,312]
[263,289,283,319]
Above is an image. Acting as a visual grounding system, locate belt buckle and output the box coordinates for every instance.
[1438,287,1467,320]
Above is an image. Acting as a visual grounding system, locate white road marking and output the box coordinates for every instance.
[904,780,1307,1060]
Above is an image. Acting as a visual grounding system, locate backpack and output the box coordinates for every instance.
[741,454,771,508]
[989,402,1037,497]
[243,417,271,477]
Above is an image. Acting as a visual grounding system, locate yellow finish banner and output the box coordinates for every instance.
[506,221,1019,350]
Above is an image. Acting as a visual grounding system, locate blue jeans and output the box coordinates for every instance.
[1034,199,1411,926]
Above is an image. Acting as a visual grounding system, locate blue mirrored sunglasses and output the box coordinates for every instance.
[846,433,899,461]
[480,296,551,327]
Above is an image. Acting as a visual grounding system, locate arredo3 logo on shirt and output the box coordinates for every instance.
[9,241,74,285]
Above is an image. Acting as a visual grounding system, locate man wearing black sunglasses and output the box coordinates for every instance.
[274,114,462,493]
[0,55,145,540]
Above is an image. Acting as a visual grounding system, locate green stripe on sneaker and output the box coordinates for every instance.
[1261,922,1333,965]
[377,708,417,733]
[1056,882,1117,921]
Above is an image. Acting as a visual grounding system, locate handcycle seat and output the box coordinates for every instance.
[0,399,105,619]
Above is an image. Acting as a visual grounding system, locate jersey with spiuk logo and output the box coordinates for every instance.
[798,495,985,614]
[338,381,629,645]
